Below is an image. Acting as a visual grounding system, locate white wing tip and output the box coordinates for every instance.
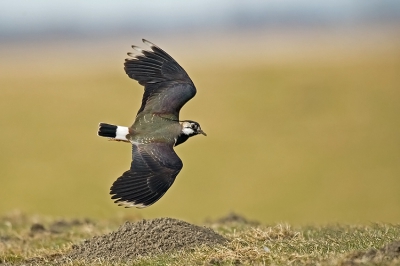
[131,45,144,53]
[117,200,147,209]
[127,52,137,58]
[125,39,157,61]
[142,39,156,48]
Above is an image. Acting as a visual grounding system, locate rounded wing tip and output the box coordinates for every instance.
[115,199,148,209]
[127,51,139,58]
[131,45,144,53]
[142,39,156,48]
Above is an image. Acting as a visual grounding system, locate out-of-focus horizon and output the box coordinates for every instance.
[1,1,400,40]
[1,1,400,224]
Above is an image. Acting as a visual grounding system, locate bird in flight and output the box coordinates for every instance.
[97,39,206,208]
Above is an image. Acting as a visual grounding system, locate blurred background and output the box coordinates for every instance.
[1,0,399,225]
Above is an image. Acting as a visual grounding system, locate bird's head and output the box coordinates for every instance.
[181,120,207,137]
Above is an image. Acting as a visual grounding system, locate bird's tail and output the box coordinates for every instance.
[98,123,130,142]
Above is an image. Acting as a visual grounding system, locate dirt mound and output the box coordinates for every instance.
[66,217,227,262]
[341,240,400,265]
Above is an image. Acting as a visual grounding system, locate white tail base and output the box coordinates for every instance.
[115,126,130,141]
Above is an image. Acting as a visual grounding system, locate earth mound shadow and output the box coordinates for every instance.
[66,217,227,262]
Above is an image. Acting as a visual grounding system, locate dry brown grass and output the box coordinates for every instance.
[1,212,400,265]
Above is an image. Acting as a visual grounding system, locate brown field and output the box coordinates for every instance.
[1,212,399,265]
[0,29,400,225]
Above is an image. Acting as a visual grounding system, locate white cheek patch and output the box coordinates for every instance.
[115,126,130,141]
[182,127,195,135]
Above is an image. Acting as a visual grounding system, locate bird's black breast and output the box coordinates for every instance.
[175,134,189,146]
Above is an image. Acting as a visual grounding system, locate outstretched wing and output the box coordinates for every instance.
[125,39,196,120]
[110,143,183,208]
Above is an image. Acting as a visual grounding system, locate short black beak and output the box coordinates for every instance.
[199,130,207,136]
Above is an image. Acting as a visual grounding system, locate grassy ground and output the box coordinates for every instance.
[0,212,399,265]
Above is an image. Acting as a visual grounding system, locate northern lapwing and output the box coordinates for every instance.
[97,39,206,208]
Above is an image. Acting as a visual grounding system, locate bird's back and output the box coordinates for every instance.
[130,113,182,145]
